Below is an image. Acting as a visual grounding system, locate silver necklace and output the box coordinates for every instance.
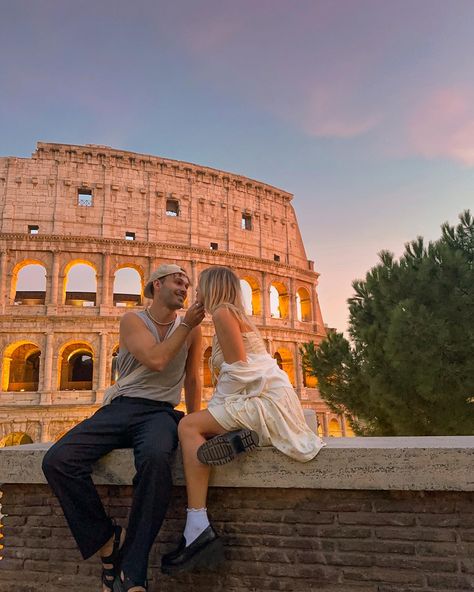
[145,308,176,326]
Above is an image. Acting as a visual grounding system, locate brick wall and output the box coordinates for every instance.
[1,484,473,592]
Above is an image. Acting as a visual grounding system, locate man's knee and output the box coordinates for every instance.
[42,442,73,479]
[138,447,172,474]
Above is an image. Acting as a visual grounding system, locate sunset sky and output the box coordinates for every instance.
[1,0,473,331]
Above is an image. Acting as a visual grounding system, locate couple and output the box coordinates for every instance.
[43,264,324,592]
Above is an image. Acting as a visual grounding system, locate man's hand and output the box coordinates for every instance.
[183,302,205,328]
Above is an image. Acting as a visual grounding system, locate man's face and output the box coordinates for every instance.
[154,273,189,310]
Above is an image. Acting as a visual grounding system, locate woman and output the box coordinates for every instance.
[161,266,324,575]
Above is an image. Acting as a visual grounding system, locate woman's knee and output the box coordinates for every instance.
[178,414,200,439]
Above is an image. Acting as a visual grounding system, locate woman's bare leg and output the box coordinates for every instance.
[178,410,227,508]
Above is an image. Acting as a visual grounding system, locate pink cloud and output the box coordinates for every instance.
[408,88,474,166]
[301,85,381,138]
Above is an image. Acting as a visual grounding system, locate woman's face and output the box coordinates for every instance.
[195,285,203,305]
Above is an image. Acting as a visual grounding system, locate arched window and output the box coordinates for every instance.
[59,343,94,390]
[64,262,97,306]
[240,276,261,316]
[13,263,47,305]
[273,348,295,385]
[269,282,289,319]
[113,267,143,307]
[0,432,33,447]
[329,418,342,437]
[3,342,41,392]
[296,287,312,322]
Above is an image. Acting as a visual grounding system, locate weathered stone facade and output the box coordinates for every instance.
[0,142,348,443]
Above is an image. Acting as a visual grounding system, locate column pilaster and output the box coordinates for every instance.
[97,332,108,400]
[261,272,268,326]
[294,342,303,398]
[101,253,111,307]
[47,250,60,306]
[0,250,8,313]
[41,332,54,404]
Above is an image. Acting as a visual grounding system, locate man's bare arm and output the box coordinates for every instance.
[120,306,204,372]
[184,325,202,414]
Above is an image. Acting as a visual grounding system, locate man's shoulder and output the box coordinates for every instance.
[120,310,144,329]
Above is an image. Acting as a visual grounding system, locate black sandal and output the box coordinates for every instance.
[197,429,259,466]
[101,524,123,591]
[113,573,148,591]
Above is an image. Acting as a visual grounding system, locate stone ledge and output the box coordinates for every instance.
[1,436,474,491]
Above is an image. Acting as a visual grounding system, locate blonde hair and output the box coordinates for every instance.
[198,266,251,326]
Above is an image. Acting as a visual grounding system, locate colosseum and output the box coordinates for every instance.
[0,141,352,446]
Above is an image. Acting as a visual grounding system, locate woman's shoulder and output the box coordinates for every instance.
[211,304,240,325]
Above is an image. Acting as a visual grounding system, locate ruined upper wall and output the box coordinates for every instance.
[0,142,310,270]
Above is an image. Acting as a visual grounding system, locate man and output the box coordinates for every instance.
[42,264,205,592]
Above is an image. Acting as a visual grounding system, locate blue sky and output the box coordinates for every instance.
[1,0,473,331]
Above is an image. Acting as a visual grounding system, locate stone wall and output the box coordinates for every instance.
[1,437,473,592]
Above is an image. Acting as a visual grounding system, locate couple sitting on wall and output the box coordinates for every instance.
[42,263,325,592]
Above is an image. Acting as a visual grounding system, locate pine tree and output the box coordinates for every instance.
[302,210,474,435]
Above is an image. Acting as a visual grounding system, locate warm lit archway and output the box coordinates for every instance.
[302,365,318,388]
[296,287,312,322]
[269,281,289,319]
[64,261,97,306]
[59,342,94,390]
[203,346,213,388]
[11,261,47,305]
[273,348,295,386]
[111,345,119,384]
[113,266,143,307]
[0,432,33,447]
[2,341,41,392]
[329,418,342,437]
[240,276,261,316]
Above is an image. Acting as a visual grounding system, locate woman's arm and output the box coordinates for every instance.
[212,306,246,364]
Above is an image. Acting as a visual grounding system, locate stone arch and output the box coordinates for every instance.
[49,420,79,442]
[203,346,213,388]
[113,264,144,307]
[0,431,34,447]
[111,344,120,384]
[63,260,97,306]
[296,287,312,322]
[10,260,47,305]
[269,281,289,319]
[58,341,94,390]
[2,341,41,392]
[273,347,295,386]
[239,275,261,316]
[329,418,342,437]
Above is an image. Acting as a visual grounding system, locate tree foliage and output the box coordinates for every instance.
[301,210,474,436]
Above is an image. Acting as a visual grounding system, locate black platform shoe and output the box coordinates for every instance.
[197,429,259,466]
[113,573,147,591]
[161,525,224,575]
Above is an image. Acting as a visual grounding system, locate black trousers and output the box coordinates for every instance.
[42,396,183,584]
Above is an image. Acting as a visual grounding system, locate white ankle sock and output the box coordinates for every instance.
[183,507,210,546]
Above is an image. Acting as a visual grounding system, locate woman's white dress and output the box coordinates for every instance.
[207,332,325,462]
